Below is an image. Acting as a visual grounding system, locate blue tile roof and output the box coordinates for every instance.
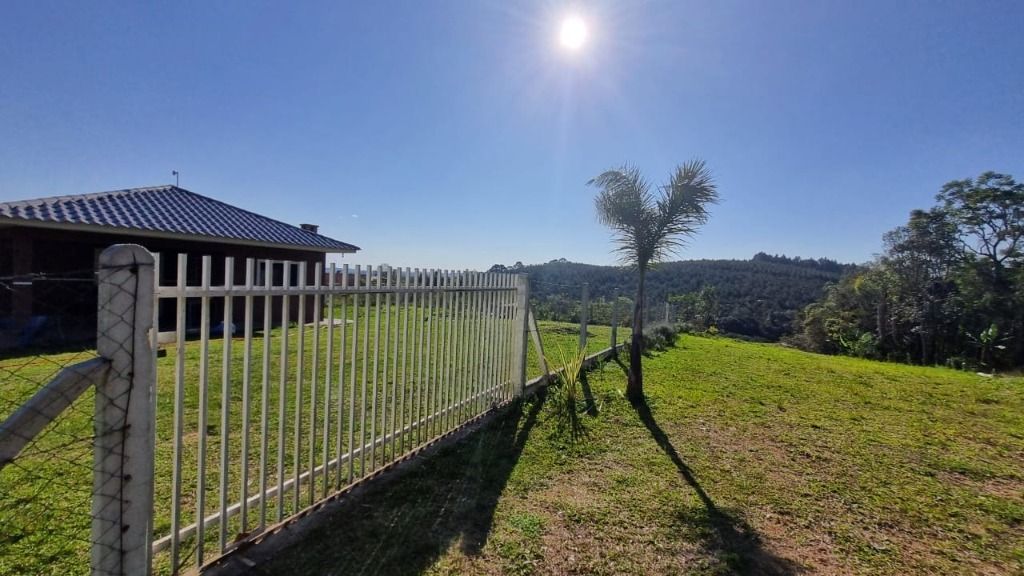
[0,185,359,252]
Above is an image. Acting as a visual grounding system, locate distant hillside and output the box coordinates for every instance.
[500,253,857,341]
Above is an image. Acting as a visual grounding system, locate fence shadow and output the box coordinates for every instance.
[611,353,630,377]
[250,394,547,576]
[631,396,802,575]
[578,371,599,417]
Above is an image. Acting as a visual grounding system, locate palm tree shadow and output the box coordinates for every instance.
[631,396,802,575]
[250,394,547,576]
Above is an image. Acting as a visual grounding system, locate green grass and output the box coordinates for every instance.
[0,349,96,576]
[255,335,1024,575]
[526,320,627,376]
[0,317,626,576]
[8,327,1018,575]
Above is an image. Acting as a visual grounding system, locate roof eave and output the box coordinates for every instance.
[0,218,360,254]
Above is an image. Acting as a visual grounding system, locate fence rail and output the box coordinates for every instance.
[0,357,108,468]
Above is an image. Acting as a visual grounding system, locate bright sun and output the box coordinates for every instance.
[559,16,588,50]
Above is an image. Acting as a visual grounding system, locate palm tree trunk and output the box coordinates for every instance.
[627,269,645,402]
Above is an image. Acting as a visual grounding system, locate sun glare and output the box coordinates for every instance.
[559,15,588,51]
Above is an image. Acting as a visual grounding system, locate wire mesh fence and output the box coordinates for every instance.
[524,277,681,372]
[0,270,101,576]
[0,247,155,576]
[527,274,688,336]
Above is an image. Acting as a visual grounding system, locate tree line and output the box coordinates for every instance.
[789,171,1023,370]
[489,252,852,340]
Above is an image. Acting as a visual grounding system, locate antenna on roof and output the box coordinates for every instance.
[172,170,179,187]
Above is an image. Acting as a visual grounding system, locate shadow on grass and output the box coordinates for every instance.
[549,375,600,445]
[578,371,599,417]
[550,385,589,444]
[250,394,546,576]
[631,395,802,575]
[611,353,630,377]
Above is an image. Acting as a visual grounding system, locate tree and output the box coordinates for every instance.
[524,256,849,338]
[937,172,1024,270]
[670,285,719,331]
[793,170,1024,368]
[591,160,719,400]
[937,172,1024,363]
[881,209,960,363]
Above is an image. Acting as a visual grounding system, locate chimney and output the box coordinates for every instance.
[300,223,319,234]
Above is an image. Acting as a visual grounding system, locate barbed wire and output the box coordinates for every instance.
[0,269,98,281]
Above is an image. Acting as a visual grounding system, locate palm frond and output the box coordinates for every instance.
[591,165,660,268]
[651,159,719,260]
[591,159,719,270]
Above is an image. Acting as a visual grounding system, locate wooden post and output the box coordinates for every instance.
[665,301,670,324]
[512,274,530,396]
[578,282,589,351]
[93,244,156,576]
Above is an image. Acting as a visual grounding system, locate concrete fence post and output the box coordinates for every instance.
[512,274,530,396]
[578,282,589,351]
[93,244,156,576]
[610,289,618,351]
[527,309,550,379]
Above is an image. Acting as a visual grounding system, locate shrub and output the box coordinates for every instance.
[641,323,681,352]
[545,345,590,442]
[839,332,878,359]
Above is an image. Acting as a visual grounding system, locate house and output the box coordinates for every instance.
[0,185,359,350]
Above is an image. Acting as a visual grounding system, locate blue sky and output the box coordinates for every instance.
[1,1,1021,269]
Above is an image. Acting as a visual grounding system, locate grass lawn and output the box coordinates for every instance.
[253,335,1024,575]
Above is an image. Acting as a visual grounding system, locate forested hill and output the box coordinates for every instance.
[506,253,856,340]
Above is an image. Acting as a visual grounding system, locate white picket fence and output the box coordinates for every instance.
[149,252,531,573]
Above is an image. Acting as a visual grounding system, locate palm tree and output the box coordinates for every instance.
[591,160,719,401]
